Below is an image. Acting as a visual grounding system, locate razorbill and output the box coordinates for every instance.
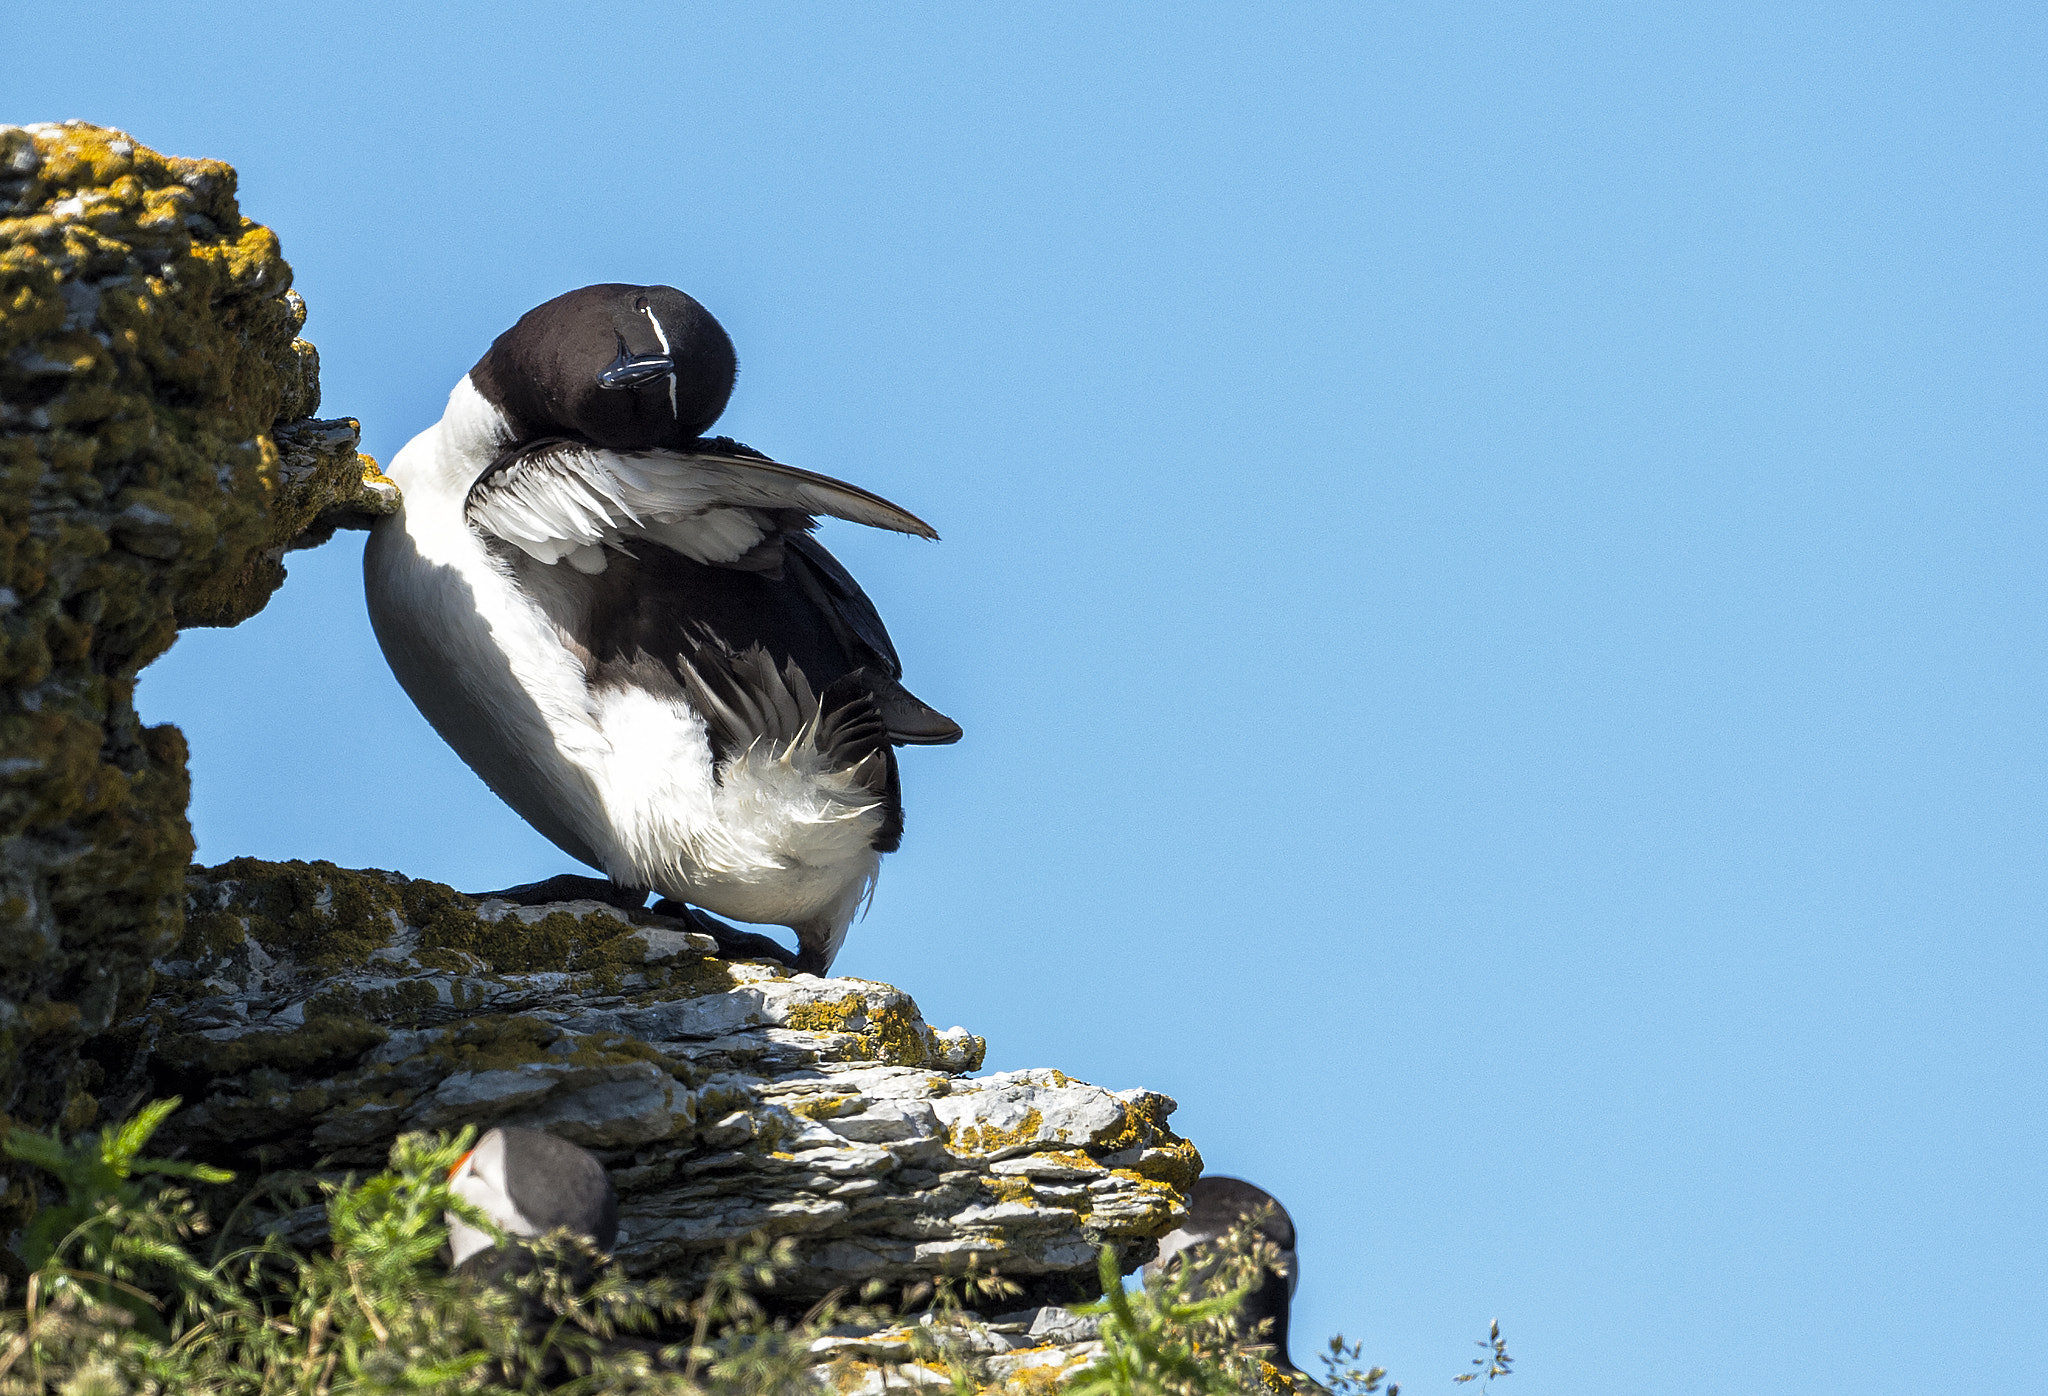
[1144,1176,1302,1374]
[365,284,959,973]
[446,1125,618,1270]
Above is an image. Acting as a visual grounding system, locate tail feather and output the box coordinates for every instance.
[674,631,887,794]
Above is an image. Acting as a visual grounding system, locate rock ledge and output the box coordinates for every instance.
[124,859,1198,1301]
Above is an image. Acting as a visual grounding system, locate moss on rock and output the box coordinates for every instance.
[180,857,708,989]
[156,1013,390,1079]
[0,123,395,1146]
[180,858,412,968]
[129,862,1197,1293]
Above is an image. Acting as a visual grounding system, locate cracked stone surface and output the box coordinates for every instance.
[122,859,1200,1301]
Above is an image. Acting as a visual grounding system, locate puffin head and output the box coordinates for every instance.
[445,1125,619,1269]
[470,283,738,450]
[1145,1176,1301,1373]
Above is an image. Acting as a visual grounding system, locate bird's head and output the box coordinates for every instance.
[470,283,738,449]
[443,1125,619,1269]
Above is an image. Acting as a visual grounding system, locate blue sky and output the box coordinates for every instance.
[14,4,2045,1390]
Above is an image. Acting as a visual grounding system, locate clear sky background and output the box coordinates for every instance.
[13,4,2044,1391]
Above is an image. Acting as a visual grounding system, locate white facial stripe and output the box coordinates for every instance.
[640,303,680,421]
[638,303,671,353]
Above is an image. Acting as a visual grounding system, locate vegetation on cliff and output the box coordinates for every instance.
[0,1104,1358,1396]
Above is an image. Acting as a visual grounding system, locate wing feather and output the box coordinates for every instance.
[465,438,935,570]
[785,534,903,676]
[476,438,964,750]
[669,631,891,798]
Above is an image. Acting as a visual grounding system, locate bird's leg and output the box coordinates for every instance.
[469,874,649,913]
[647,899,802,970]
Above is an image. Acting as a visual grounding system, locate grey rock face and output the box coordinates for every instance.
[129,860,1200,1299]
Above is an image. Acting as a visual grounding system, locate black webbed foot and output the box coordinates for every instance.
[470,874,649,913]
[648,899,802,970]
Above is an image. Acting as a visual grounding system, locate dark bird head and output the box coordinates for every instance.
[1145,1176,1301,1373]
[471,283,738,449]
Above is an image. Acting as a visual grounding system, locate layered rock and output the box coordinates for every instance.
[0,122,396,1142]
[812,1308,1107,1393]
[123,860,1198,1301]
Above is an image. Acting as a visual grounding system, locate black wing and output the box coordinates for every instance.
[785,535,962,746]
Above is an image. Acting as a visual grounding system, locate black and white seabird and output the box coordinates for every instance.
[365,284,959,973]
[1145,1176,1302,1374]
[446,1125,619,1269]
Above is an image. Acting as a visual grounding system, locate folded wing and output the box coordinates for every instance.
[468,436,961,748]
[466,436,936,574]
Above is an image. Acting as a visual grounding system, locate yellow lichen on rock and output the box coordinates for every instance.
[782,991,978,1069]
[1130,1134,1203,1193]
[0,122,396,1148]
[948,1108,1046,1156]
[982,1174,1036,1206]
[1033,1148,1104,1173]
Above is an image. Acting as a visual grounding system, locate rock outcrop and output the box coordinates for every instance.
[122,860,1198,1302]
[0,122,395,1142]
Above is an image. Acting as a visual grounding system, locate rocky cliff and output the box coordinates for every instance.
[0,122,396,1145]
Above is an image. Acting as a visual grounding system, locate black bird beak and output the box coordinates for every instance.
[597,332,676,390]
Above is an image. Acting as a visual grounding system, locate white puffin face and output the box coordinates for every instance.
[1145,1224,1299,1297]
[445,1129,534,1265]
[1150,1224,1206,1270]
